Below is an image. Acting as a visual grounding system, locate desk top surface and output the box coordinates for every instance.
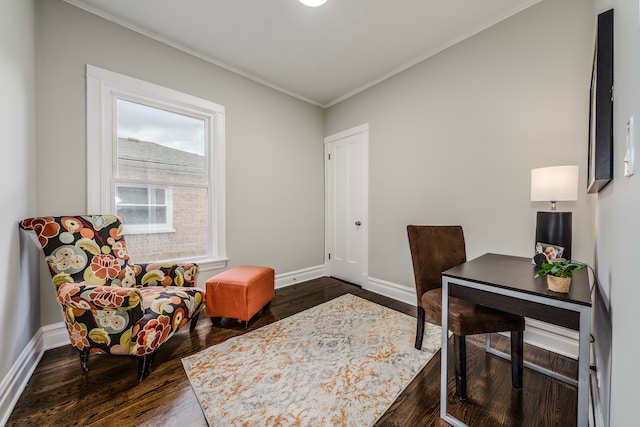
[442,253,592,307]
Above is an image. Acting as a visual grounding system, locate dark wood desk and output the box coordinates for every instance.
[440,253,592,427]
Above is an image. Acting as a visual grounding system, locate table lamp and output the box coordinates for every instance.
[530,165,578,260]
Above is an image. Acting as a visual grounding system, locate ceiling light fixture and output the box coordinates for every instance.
[299,0,327,7]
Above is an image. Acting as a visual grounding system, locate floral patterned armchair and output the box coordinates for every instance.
[20,215,205,381]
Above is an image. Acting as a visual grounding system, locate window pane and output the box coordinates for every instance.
[152,188,166,204]
[116,206,167,225]
[116,186,149,205]
[116,186,167,206]
[125,186,209,263]
[116,99,206,186]
[114,98,209,261]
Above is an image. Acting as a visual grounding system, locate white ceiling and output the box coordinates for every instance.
[64,0,542,108]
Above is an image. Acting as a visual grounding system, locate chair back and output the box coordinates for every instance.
[407,225,466,300]
[20,215,134,290]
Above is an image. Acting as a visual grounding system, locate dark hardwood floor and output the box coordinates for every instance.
[7,277,577,426]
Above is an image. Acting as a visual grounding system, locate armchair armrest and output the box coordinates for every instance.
[132,262,199,288]
[57,282,143,311]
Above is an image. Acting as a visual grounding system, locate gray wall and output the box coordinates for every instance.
[325,0,596,288]
[0,0,39,388]
[35,0,325,325]
[594,0,639,425]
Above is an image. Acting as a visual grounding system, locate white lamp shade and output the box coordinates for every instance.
[530,165,579,202]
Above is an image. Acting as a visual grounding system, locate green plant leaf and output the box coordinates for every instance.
[535,258,585,278]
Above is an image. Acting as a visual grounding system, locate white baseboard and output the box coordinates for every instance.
[365,276,417,306]
[275,265,326,289]
[591,369,605,427]
[29,273,582,358]
[522,319,578,359]
[0,330,45,426]
[366,275,579,359]
[41,322,71,350]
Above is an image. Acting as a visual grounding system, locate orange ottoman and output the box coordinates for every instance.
[205,266,275,326]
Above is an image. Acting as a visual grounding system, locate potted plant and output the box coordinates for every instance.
[534,258,586,293]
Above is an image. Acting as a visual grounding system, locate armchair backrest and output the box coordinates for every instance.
[20,215,135,290]
[407,225,467,299]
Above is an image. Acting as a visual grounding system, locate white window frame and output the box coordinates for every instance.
[86,64,227,271]
[115,184,174,234]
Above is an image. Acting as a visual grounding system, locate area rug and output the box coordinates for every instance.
[182,293,442,426]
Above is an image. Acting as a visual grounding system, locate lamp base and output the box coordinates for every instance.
[535,211,572,260]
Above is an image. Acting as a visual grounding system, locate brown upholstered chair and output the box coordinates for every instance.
[407,225,525,400]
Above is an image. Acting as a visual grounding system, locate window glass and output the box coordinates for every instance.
[115,185,169,226]
[114,99,208,260]
[116,99,207,185]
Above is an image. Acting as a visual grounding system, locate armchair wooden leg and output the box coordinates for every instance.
[190,312,201,332]
[79,350,89,372]
[454,334,467,400]
[137,353,155,382]
[415,306,425,350]
[511,330,524,390]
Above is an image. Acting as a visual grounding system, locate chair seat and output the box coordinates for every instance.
[422,288,525,336]
[139,286,204,324]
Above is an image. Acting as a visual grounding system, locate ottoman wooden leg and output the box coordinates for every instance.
[210,316,222,325]
[262,302,272,314]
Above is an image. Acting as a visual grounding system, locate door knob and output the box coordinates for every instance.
[355,221,362,226]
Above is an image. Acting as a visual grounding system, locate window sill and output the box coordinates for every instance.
[193,257,229,273]
[124,227,176,235]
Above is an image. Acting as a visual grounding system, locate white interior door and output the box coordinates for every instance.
[325,124,368,286]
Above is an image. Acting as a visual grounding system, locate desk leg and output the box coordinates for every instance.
[577,307,592,427]
[440,278,449,421]
[440,279,467,426]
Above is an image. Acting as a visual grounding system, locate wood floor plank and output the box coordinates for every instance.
[7,278,578,426]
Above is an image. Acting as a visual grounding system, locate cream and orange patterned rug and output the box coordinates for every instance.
[182,293,442,426]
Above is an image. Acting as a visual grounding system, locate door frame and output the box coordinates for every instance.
[324,123,369,286]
